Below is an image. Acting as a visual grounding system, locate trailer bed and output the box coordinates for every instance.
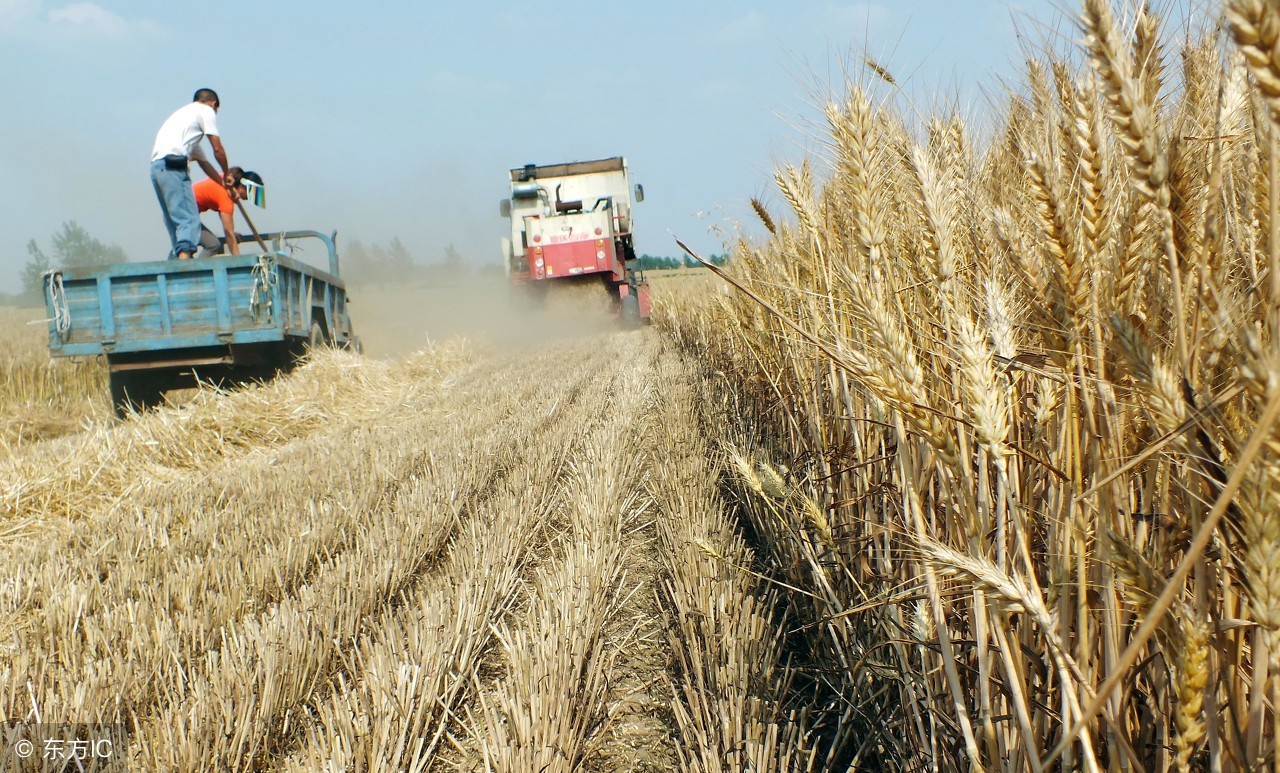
[43,230,358,415]
[46,234,353,357]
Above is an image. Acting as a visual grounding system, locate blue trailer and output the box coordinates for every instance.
[44,230,360,416]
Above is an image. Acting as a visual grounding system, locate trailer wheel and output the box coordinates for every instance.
[109,371,165,417]
[308,319,329,350]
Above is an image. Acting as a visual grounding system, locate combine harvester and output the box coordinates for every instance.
[44,231,360,416]
[500,157,651,325]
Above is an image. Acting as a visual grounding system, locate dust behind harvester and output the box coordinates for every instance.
[500,157,651,326]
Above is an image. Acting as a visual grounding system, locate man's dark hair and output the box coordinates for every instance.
[241,171,263,186]
[193,88,220,106]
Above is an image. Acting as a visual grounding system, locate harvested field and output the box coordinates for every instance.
[0,288,812,771]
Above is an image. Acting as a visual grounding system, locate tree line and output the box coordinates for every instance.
[631,253,729,271]
[16,221,128,300]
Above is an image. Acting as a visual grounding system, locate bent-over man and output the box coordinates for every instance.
[194,168,265,257]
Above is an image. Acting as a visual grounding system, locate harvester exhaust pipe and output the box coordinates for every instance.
[554,184,582,214]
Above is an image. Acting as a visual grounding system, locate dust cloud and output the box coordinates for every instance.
[348,273,624,359]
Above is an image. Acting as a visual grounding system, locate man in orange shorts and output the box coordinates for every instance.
[194,168,265,257]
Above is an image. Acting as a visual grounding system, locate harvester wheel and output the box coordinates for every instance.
[620,292,641,328]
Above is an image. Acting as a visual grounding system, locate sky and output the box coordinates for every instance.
[0,0,1090,292]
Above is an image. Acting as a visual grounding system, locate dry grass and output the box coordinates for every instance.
[648,354,820,772]
[0,306,107,449]
[0,344,474,521]
[655,2,1280,769]
[0,321,742,770]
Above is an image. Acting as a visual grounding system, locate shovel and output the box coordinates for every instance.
[235,196,271,254]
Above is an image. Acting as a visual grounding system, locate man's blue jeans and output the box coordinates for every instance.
[150,158,199,258]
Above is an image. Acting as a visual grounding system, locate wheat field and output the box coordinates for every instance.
[656,0,1280,770]
[6,1,1280,770]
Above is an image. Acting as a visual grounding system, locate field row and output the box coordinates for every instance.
[1,327,828,771]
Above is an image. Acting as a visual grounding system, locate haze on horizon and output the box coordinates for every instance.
[1,0,1095,293]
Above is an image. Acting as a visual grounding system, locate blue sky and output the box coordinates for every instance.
[0,0,1081,291]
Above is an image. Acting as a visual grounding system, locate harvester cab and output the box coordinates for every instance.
[500,156,650,324]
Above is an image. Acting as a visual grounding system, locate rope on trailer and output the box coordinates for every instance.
[249,254,277,321]
[47,271,71,339]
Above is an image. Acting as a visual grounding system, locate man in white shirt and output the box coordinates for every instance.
[150,88,234,260]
